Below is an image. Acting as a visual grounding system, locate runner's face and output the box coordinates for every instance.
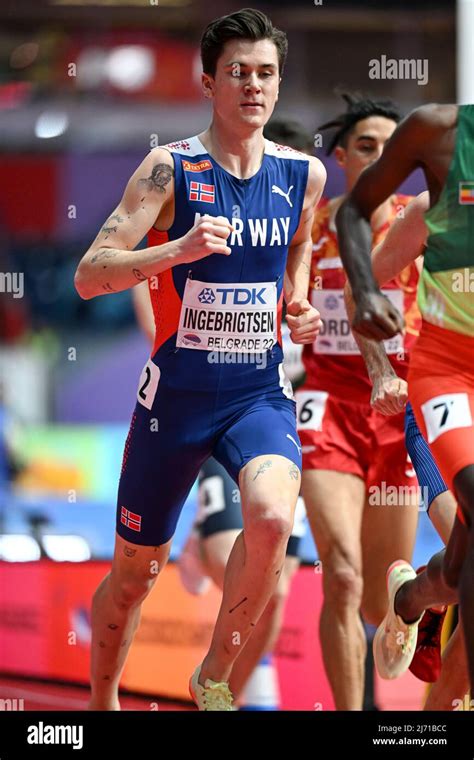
[202,39,280,130]
[335,116,397,190]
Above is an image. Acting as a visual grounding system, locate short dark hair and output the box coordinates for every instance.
[264,118,313,153]
[318,92,401,155]
[201,8,288,78]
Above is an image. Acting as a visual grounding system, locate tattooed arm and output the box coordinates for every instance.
[75,147,233,299]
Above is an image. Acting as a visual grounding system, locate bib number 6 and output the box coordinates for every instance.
[296,390,329,431]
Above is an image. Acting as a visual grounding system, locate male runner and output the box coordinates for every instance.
[336,103,474,689]
[174,118,312,710]
[75,8,326,710]
[296,93,420,710]
[344,191,469,707]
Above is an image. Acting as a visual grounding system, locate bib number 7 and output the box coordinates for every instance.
[421,392,472,443]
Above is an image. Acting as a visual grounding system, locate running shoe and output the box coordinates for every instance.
[189,665,234,711]
[373,560,423,679]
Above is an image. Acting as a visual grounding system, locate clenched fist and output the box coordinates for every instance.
[371,375,408,416]
[286,298,322,345]
[177,215,234,264]
[353,291,404,341]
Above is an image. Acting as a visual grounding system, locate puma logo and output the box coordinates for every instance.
[272,184,294,207]
[286,433,302,455]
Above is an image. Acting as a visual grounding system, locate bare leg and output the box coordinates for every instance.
[88,533,171,710]
[454,464,474,692]
[395,548,460,624]
[420,491,469,710]
[201,530,299,699]
[199,455,300,686]
[361,489,418,626]
[303,469,367,710]
[424,625,469,710]
[229,556,299,698]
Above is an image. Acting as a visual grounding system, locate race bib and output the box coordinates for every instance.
[196,474,227,525]
[177,279,277,354]
[421,393,472,444]
[311,288,404,355]
[295,390,329,431]
[137,359,160,410]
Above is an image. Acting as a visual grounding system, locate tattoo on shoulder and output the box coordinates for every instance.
[133,269,147,282]
[138,163,174,193]
[123,546,137,557]
[102,282,116,293]
[253,459,273,481]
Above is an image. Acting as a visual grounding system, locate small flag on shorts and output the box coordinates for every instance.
[189,181,215,203]
[121,507,142,532]
[459,181,474,204]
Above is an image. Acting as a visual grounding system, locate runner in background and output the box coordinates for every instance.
[344,191,469,709]
[337,102,474,691]
[297,93,420,710]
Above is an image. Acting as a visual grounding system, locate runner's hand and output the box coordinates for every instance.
[371,375,408,416]
[286,298,322,344]
[353,291,404,341]
[177,215,234,264]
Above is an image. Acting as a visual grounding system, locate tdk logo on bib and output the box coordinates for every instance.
[217,287,267,305]
[177,278,277,354]
[198,288,216,304]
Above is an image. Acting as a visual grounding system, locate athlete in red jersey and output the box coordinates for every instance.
[296,94,421,710]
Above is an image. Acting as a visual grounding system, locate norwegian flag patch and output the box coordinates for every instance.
[189,181,215,203]
[120,507,142,532]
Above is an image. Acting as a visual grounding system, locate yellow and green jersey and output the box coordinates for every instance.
[419,104,474,337]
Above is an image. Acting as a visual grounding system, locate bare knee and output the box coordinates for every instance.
[245,502,293,549]
[107,570,158,609]
[324,561,363,612]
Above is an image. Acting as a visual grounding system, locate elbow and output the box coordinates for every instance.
[74,265,96,300]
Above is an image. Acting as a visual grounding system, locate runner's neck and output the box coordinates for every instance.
[198,121,266,180]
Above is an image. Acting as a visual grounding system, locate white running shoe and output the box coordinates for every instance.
[189,666,234,711]
[373,560,424,680]
[177,529,211,596]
